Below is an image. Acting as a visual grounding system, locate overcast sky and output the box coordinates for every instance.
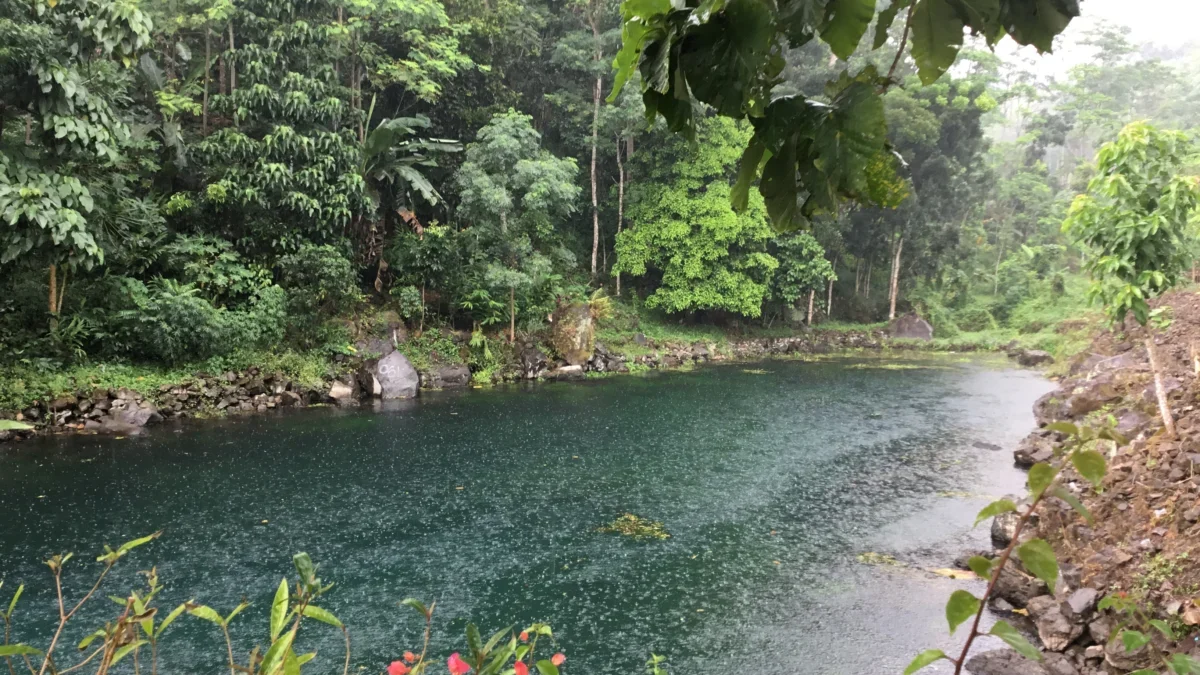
[1075,0,1197,48]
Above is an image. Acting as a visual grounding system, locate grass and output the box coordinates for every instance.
[0,348,336,412]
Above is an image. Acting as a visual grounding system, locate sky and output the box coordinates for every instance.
[1079,0,1199,48]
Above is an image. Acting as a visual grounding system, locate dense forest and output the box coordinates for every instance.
[2,0,1198,376]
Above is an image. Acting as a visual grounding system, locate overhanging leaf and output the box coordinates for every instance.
[989,620,1042,661]
[1028,462,1057,498]
[874,0,914,49]
[974,499,1017,527]
[0,645,43,657]
[1070,450,1107,487]
[1016,538,1059,592]
[945,590,979,634]
[820,0,877,60]
[967,555,994,579]
[910,0,965,85]
[1120,629,1150,652]
[903,649,946,674]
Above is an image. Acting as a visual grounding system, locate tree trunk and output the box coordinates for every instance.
[865,262,872,300]
[855,260,861,296]
[993,240,1004,295]
[888,237,904,321]
[218,53,225,96]
[1146,337,1177,437]
[25,115,32,144]
[419,282,426,334]
[589,75,601,278]
[827,278,834,321]
[203,29,211,133]
[807,290,815,326]
[227,23,236,92]
[47,264,57,315]
[615,135,625,296]
[509,286,516,344]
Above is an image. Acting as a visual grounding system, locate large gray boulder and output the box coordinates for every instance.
[374,352,420,399]
[889,314,934,341]
[550,302,595,366]
[424,365,471,388]
[1027,595,1083,652]
[965,649,1050,675]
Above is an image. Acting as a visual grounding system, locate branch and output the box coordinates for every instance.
[886,3,917,84]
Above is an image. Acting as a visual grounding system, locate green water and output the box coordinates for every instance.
[0,357,1050,674]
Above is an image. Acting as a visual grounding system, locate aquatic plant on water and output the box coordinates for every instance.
[598,514,671,540]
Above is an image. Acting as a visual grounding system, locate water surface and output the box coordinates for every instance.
[0,356,1051,674]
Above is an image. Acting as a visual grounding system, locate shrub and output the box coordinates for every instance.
[953,304,998,332]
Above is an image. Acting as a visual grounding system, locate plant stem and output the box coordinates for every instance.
[220,625,235,675]
[886,3,916,83]
[952,492,1047,674]
[37,563,113,675]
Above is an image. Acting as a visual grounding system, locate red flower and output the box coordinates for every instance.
[447,653,471,675]
[513,661,529,675]
[550,653,565,667]
[519,631,529,642]
[388,661,411,675]
[403,652,417,664]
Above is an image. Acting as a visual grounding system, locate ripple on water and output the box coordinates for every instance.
[0,356,1051,674]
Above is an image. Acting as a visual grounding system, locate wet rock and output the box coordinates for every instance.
[373,352,418,399]
[355,336,396,359]
[1017,350,1055,367]
[993,565,1049,609]
[356,368,382,397]
[520,345,548,379]
[548,365,584,381]
[889,314,933,341]
[965,649,1051,675]
[1033,391,1070,426]
[1014,431,1057,468]
[328,381,355,401]
[1114,409,1151,438]
[992,508,1038,547]
[1028,596,1083,651]
[550,302,595,366]
[425,365,471,388]
[1104,635,1154,671]
[1065,376,1121,416]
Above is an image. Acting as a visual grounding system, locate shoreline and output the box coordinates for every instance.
[0,327,1054,445]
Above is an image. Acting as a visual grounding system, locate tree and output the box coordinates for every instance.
[770,231,835,325]
[1064,121,1200,436]
[614,117,778,318]
[455,110,581,342]
[609,0,1079,231]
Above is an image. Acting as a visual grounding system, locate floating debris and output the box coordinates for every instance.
[599,513,671,540]
[741,369,770,375]
[856,552,903,567]
[929,568,978,580]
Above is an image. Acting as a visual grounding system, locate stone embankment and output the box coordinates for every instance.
[965,290,1200,675]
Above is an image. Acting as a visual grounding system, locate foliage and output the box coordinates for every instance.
[1064,122,1200,326]
[276,245,362,335]
[614,118,777,317]
[598,513,671,540]
[0,536,566,675]
[609,0,1078,231]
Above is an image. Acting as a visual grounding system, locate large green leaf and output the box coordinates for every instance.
[1120,630,1150,652]
[945,590,979,634]
[731,138,768,213]
[903,649,946,674]
[760,139,801,230]
[1001,0,1078,53]
[1027,462,1057,498]
[974,499,1017,527]
[967,555,994,579]
[0,645,42,657]
[680,0,775,117]
[0,420,33,431]
[186,604,225,626]
[989,620,1042,661]
[873,0,914,49]
[1017,538,1059,592]
[1070,450,1107,487]
[259,628,296,675]
[910,0,964,84]
[270,578,289,641]
[820,0,876,60]
[302,605,343,629]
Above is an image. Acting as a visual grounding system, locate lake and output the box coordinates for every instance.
[0,355,1052,674]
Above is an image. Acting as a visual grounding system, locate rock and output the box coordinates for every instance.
[356,368,382,397]
[1087,616,1113,645]
[520,345,548,379]
[1028,596,1083,651]
[109,400,162,428]
[328,381,355,400]
[355,336,396,359]
[50,394,77,411]
[1014,432,1057,468]
[1114,409,1151,438]
[374,352,420,399]
[993,565,1049,609]
[1083,645,1104,661]
[633,333,649,346]
[965,649,1051,675]
[1063,588,1099,623]
[1065,376,1121,416]
[1042,654,1080,675]
[992,509,1037,548]
[1104,634,1153,671]
[425,365,471,388]
[1033,391,1069,426]
[280,391,303,407]
[1017,350,1055,367]
[1143,377,1183,404]
[550,302,595,366]
[691,344,710,360]
[548,365,584,381]
[889,313,934,341]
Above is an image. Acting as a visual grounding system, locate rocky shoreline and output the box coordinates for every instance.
[961,291,1200,675]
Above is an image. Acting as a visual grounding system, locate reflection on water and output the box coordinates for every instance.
[0,356,1051,674]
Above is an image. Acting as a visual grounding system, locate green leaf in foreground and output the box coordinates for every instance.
[270,578,289,641]
[302,605,343,628]
[1166,652,1200,673]
[903,649,947,675]
[535,660,560,675]
[0,645,43,657]
[990,620,1041,661]
[0,420,34,431]
[1028,462,1057,498]
[1017,538,1059,592]
[945,590,979,634]
[186,603,225,626]
[974,499,1017,527]
[6,583,23,618]
[1051,486,1093,525]
[401,598,429,618]
[1043,422,1079,436]
[1070,450,1107,487]
[967,555,994,579]
[1121,630,1150,652]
